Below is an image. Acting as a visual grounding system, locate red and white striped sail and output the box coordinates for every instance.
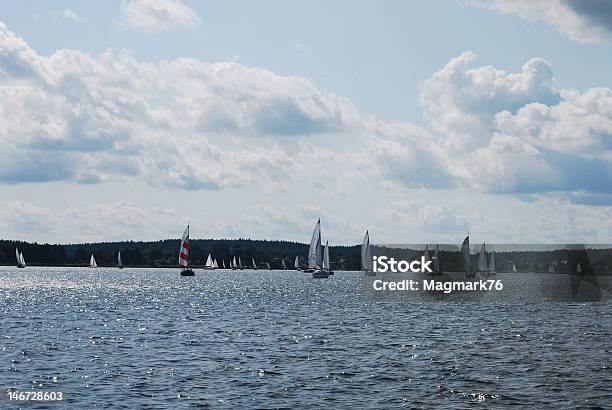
[179,224,190,267]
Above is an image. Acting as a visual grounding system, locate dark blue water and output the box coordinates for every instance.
[1,267,611,408]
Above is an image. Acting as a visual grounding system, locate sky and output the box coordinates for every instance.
[1,0,612,245]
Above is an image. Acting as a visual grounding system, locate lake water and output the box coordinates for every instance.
[1,267,611,408]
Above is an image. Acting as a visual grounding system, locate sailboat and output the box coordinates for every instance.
[204,254,215,270]
[576,263,582,273]
[477,242,488,274]
[118,251,124,269]
[213,259,218,269]
[294,256,301,272]
[238,257,243,270]
[179,224,194,276]
[462,235,475,278]
[16,247,26,268]
[322,241,334,275]
[361,231,374,275]
[281,258,287,270]
[548,261,555,273]
[512,263,517,273]
[266,262,272,270]
[252,257,258,270]
[488,250,496,275]
[90,254,98,268]
[222,260,226,269]
[232,256,237,270]
[307,219,328,278]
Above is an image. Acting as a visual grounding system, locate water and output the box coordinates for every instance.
[1,267,611,408]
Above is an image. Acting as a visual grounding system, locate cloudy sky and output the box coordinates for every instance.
[1,0,612,244]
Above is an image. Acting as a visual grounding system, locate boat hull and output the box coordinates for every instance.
[180,269,195,276]
[312,270,330,278]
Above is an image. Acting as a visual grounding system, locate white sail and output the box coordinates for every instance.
[20,252,26,267]
[266,262,271,270]
[252,257,257,269]
[294,256,299,269]
[433,244,440,273]
[232,256,237,269]
[213,259,218,269]
[90,254,97,268]
[512,263,517,273]
[361,231,373,271]
[307,219,322,269]
[282,258,287,269]
[222,260,226,269]
[478,242,487,272]
[461,235,471,273]
[238,257,243,269]
[488,250,495,272]
[323,241,330,270]
[118,251,123,268]
[205,254,214,268]
[548,261,555,273]
[179,224,190,267]
[15,247,21,266]
[577,262,582,273]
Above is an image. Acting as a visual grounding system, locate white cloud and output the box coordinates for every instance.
[50,9,83,23]
[465,0,612,43]
[0,22,357,190]
[119,0,201,33]
[414,51,612,197]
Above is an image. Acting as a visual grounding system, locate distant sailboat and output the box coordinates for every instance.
[512,263,517,273]
[222,260,226,269]
[266,262,272,270]
[179,224,194,276]
[361,231,374,274]
[232,256,237,270]
[478,242,488,273]
[238,257,243,270]
[118,251,124,269]
[204,254,215,270]
[16,247,26,268]
[252,257,258,270]
[90,254,98,268]
[548,261,555,273]
[462,235,474,278]
[322,241,334,275]
[308,219,328,278]
[213,259,218,269]
[294,256,301,271]
[281,258,287,270]
[576,263,582,273]
[488,250,496,275]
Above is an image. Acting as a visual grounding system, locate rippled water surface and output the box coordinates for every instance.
[1,267,611,408]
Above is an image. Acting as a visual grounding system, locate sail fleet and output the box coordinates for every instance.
[8,224,579,276]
